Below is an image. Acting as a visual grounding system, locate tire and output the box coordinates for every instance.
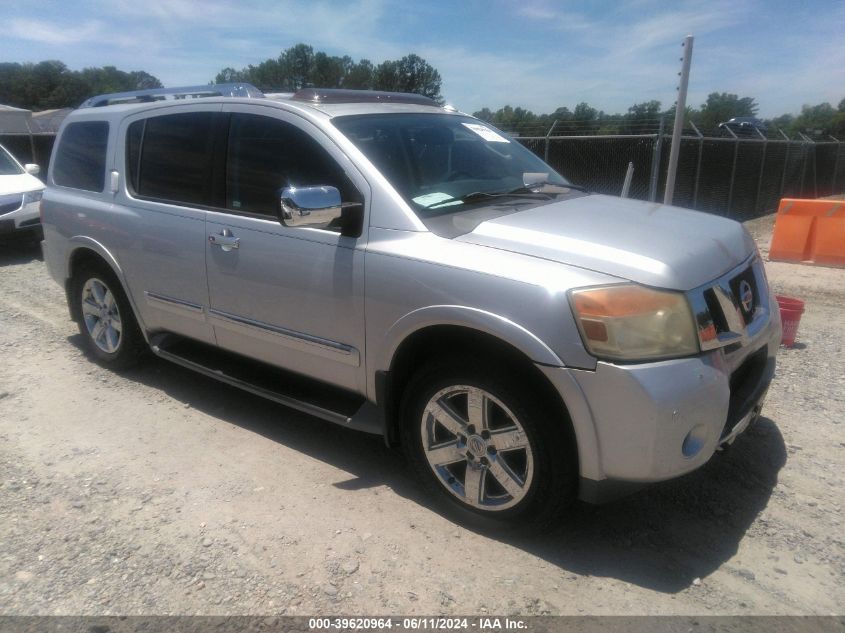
[400,358,577,531]
[72,264,146,370]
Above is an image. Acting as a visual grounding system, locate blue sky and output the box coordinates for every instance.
[3,0,844,118]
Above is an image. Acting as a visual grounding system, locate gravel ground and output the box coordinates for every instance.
[0,216,843,616]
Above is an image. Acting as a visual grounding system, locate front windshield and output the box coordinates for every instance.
[0,145,24,176]
[332,113,571,216]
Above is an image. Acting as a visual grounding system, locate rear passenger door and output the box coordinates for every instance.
[116,105,221,344]
[205,106,369,394]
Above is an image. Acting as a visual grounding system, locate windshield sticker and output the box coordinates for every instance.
[412,192,462,208]
[461,123,510,143]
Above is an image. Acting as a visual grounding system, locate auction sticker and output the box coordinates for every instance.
[461,123,510,143]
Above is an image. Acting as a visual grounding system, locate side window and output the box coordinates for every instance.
[133,112,216,206]
[125,119,144,194]
[226,113,361,219]
[53,122,109,192]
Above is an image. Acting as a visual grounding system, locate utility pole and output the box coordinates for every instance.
[664,34,694,206]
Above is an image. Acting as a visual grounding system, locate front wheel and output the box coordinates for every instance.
[400,360,577,529]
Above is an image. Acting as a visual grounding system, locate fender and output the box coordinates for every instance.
[378,305,605,482]
[66,236,150,339]
[379,304,565,372]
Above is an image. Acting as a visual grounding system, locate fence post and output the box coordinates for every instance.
[621,162,634,198]
[649,115,665,201]
[664,35,694,205]
[754,129,768,215]
[778,129,790,201]
[798,133,811,196]
[544,119,558,165]
[831,135,842,194]
[724,125,739,217]
[690,121,704,209]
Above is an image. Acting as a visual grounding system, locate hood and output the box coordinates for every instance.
[456,194,756,290]
[0,172,45,196]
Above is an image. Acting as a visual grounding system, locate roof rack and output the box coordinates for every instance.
[291,88,438,107]
[79,83,264,108]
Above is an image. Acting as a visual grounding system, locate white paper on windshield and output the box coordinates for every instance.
[462,123,510,143]
[523,172,549,186]
[412,192,462,208]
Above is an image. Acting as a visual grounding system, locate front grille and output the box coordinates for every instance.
[690,257,770,352]
[0,194,23,216]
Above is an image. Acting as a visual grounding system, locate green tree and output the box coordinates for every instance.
[211,46,441,98]
[693,92,759,132]
[311,52,350,88]
[791,102,837,137]
[621,100,662,134]
[472,107,494,122]
[373,54,442,102]
[344,59,374,89]
[0,60,161,109]
[79,66,163,96]
[214,67,247,84]
[281,43,315,90]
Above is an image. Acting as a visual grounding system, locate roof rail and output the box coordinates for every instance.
[79,83,264,108]
[291,88,438,107]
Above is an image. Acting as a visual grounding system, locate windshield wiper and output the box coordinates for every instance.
[508,181,588,194]
[426,190,552,209]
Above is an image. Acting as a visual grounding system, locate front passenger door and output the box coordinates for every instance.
[205,108,368,394]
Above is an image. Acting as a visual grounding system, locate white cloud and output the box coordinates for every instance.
[9,19,104,45]
[3,0,842,119]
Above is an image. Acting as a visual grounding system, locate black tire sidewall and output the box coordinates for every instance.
[400,359,577,531]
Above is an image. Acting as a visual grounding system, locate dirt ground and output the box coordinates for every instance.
[0,215,843,616]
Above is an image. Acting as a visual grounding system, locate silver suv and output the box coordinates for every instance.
[42,84,780,528]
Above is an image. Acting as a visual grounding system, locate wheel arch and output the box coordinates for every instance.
[65,239,147,336]
[382,318,578,465]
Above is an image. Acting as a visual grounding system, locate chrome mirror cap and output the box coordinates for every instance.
[24,163,41,176]
[279,186,342,229]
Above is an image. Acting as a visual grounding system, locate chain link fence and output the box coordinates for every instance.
[511,122,844,220]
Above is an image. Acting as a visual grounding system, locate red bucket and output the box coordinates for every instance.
[776,295,805,347]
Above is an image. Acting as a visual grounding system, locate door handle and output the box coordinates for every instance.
[208,229,240,251]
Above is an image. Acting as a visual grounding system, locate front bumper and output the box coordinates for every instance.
[539,262,782,503]
[0,200,42,241]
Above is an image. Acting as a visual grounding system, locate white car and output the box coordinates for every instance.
[0,143,45,242]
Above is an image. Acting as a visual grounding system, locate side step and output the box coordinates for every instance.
[149,336,381,435]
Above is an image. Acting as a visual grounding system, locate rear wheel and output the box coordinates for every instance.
[72,265,145,369]
[401,359,577,529]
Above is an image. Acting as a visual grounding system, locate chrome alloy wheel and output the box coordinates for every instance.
[81,278,123,354]
[420,385,534,511]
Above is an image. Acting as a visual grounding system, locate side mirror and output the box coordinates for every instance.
[279,185,363,236]
[24,164,40,176]
[279,186,342,229]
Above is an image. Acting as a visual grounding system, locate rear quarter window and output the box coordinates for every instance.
[53,121,109,192]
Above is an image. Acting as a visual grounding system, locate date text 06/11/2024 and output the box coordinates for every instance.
[308,617,529,630]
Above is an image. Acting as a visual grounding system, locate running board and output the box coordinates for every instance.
[149,336,381,435]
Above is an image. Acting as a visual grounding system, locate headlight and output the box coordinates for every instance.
[569,284,699,361]
[23,190,43,204]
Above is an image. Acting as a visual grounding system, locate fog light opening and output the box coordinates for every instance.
[682,424,708,458]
